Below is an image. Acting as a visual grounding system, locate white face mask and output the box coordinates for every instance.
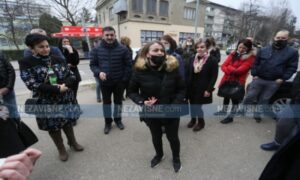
[187,42,192,46]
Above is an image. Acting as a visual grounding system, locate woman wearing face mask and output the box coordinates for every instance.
[215,39,256,124]
[128,41,185,173]
[160,35,186,82]
[186,39,219,131]
[19,34,84,161]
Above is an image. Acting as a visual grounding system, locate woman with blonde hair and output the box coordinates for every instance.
[128,41,185,172]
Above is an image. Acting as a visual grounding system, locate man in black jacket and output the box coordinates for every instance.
[90,26,132,134]
[242,30,299,122]
[0,53,20,121]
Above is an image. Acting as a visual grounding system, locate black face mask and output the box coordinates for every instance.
[36,54,50,59]
[150,55,165,66]
[273,40,288,49]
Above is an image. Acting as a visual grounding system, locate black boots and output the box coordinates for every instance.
[49,130,68,161]
[214,105,228,116]
[187,118,196,128]
[220,116,234,124]
[188,118,205,131]
[63,124,84,151]
[193,118,205,132]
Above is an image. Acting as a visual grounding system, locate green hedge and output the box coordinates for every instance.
[1,50,24,61]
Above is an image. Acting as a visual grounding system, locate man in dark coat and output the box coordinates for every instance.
[90,26,132,134]
[261,71,300,151]
[242,30,299,122]
[259,132,300,180]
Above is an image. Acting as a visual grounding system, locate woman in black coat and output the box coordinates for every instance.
[187,39,219,131]
[128,41,185,173]
[58,38,81,98]
[19,34,83,161]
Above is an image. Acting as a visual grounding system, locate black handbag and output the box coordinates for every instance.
[24,98,39,115]
[217,80,245,100]
[17,121,38,148]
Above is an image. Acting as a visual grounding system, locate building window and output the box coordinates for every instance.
[147,0,157,15]
[98,14,102,24]
[132,0,143,13]
[179,32,200,44]
[159,0,168,17]
[109,7,114,20]
[141,30,163,45]
[183,7,195,20]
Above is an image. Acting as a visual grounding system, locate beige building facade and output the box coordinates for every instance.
[96,0,206,48]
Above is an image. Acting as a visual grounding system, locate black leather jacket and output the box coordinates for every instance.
[0,55,15,90]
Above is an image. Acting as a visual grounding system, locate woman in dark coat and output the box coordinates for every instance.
[128,41,185,173]
[59,38,82,125]
[19,34,83,161]
[187,39,219,131]
[206,37,221,63]
[58,38,81,98]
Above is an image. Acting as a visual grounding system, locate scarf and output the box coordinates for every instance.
[193,53,208,73]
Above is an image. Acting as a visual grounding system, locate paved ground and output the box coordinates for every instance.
[10,50,287,179]
[15,85,276,180]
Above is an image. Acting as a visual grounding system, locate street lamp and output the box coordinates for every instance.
[186,0,200,40]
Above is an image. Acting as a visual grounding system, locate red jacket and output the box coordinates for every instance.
[219,50,256,87]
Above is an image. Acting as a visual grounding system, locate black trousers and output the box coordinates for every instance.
[145,118,180,159]
[101,82,124,125]
[223,97,240,117]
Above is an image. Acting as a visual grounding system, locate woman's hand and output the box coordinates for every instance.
[63,45,73,53]
[58,84,68,93]
[204,91,211,97]
[0,148,42,180]
[0,105,9,121]
[144,97,157,106]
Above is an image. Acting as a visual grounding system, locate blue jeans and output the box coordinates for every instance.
[243,78,280,117]
[95,77,102,100]
[3,90,20,120]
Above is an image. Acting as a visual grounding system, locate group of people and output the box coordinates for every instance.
[1,26,300,178]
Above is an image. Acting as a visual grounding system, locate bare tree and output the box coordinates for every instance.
[46,0,96,26]
[236,0,262,39]
[0,0,24,50]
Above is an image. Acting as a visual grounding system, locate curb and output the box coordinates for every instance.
[15,80,95,96]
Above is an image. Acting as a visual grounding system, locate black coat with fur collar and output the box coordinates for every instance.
[128,56,186,106]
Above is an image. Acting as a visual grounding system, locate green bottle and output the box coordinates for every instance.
[48,67,57,85]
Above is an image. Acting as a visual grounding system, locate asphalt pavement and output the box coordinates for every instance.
[15,84,275,180]
[10,51,279,179]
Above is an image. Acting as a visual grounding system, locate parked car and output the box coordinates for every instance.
[226,44,237,55]
[269,73,296,115]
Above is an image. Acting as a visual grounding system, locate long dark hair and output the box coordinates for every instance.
[160,35,177,52]
[232,39,253,61]
[58,37,73,52]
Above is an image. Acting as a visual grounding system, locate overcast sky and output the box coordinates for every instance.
[209,0,300,28]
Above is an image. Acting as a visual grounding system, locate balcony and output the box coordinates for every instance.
[205,19,214,24]
[205,11,215,16]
